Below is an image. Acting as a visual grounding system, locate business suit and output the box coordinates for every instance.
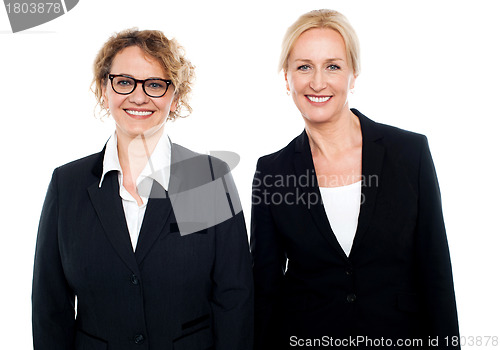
[32,142,253,350]
[251,109,459,349]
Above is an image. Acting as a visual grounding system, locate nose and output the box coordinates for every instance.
[128,83,149,104]
[310,70,326,91]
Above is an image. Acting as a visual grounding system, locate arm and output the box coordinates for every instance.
[415,136,460,349]
[32,169,76,349]
[210,160,254,350]
[250,159,287,350]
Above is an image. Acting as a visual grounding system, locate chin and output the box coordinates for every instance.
[117,120,162,137]
[116,125,148,138]
[303,113,335,124]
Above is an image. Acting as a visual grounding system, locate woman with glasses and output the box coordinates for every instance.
[251,9,460,349]
[32,29,253,350]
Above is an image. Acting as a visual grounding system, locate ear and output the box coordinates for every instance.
[284,71,290,92]
[170,95,179,113]
[101,83,109,109]
[349,73,357,90]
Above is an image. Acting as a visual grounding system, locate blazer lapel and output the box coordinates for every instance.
[167,143,184,209]
[88,170,140,275]
[350,109,385,255]
[134,180,173,265]
[135,141,183,265]
[87,140,176,270]
[293,131,348,260]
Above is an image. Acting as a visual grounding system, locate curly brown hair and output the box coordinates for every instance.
[92,28,195,120]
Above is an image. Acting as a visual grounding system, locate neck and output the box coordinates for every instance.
[305,108,361,159]
[116,126,165,183]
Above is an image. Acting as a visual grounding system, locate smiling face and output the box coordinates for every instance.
[285,28,356,125]
[102,46,177,139]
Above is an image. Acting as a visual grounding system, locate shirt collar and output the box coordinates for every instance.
[99,130,172,192]
[99,132,121,188]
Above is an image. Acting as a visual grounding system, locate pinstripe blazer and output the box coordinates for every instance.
[32,142,253,350]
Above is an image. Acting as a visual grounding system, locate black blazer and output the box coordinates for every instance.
[32,142,253,350]
[251,109,459,349]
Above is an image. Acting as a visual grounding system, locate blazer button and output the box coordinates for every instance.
[345,268,353,276]
[131,275,139,285]
[347,293,357,303]
[134,334,145,344]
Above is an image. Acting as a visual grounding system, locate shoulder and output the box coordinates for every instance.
[171,143,232,180]
[377,122,426,148]
[355,108,425,142]
[54,152,102,179]
[354,108,428,154]
[354,110,432,180]
[44,151,103,196]
[255,134,301,174]
[171,142,202,161]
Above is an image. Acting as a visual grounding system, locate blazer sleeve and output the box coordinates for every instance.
[415,136,460,348]
[210,159,254,350]
[250,159,287,350]
[32,169,76,349]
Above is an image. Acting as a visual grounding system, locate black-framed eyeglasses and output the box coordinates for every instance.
[108,74,172,98]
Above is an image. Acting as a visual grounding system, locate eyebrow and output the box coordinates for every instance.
[115,73,167,80]
[293,58,345,63]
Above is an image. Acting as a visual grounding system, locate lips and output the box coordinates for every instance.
[306,95,332,103]
[124,109,154,118]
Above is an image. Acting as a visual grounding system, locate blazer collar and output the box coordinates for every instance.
[293,108,385,259]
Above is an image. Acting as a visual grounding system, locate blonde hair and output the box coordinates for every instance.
[279,9,360,76]
[92,28,195,120]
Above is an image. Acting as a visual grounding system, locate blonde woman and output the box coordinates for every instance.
[251,10,459,349]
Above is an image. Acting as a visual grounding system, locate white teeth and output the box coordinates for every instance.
[126,110,153,116]
[307,96,331,103]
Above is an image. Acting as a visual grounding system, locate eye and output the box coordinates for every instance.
[116,78,133,86]
[327,64,340,71]
[146,80,167,90]
[297,65,311,71]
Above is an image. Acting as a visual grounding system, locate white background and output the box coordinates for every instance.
[1,0,499,348]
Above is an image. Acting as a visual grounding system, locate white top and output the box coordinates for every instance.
[99,131,171,251]
[319,181,362,257]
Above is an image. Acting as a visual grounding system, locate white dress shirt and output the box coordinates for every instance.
[319,181,362,257]
[99,131,171,251]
